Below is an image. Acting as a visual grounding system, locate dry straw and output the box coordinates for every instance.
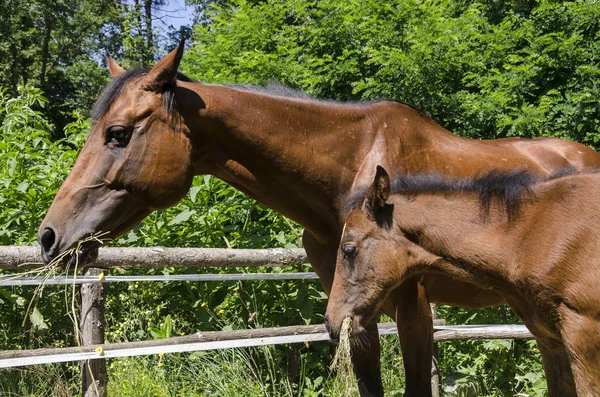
[330,317,358,396]
[17,231,111,328]
[13,231,111,397]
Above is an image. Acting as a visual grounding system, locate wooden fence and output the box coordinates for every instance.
[0,246,533,397]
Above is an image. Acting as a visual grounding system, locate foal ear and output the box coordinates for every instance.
[106,51,126,78]
[142,39,185,92]
[365,165,390,216]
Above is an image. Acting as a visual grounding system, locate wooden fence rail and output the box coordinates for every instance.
[0,246,308,270]
[0,322,530,368]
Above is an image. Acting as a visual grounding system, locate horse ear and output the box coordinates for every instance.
[364,165,390,216]
[142,39,185,92]
[106,51,126,78]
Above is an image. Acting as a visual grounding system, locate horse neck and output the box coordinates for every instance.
[392,193,514,284]
[178,82,372,241]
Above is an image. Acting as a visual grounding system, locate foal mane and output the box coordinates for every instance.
[91,67,195,121]
[344,167,579,222]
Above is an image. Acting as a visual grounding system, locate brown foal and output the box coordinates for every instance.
[38,42,600,396]
[326,166,600,397]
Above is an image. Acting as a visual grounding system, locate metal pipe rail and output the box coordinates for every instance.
[0,272,320,286]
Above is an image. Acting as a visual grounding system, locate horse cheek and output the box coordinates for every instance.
[140,137,193,209]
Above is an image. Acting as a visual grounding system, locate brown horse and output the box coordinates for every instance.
[326,165,600,396]
[38,42,600,396]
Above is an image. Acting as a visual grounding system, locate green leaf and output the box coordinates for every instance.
[30,306,49,334]
[168,209,196,225]
[189,186,201,203]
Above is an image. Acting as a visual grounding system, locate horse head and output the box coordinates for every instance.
[38,42,195,265]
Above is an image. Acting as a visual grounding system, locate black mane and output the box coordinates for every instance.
[227,81,314,100]
[344,167,579,221]
[229,82,428,116]
[91,67,194,121]
[91,69,428,121]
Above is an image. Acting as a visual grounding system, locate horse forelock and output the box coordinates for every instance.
[91,67,194,121]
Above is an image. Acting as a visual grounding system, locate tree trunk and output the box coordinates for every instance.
[134,0,144,65]
[144,0,153,64]
[9,42,20,91]
[40,18,53,87]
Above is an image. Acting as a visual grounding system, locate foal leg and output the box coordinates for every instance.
[558,306,600,396]
[303,230,384,397]
[536,339,577,397]
[388,277,434,397]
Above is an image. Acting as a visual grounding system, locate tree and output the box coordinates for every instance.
[0,0,188,135]
[0,0,127,134]
[182,0,600,148]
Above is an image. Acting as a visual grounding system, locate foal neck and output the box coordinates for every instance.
[392,193,516,284]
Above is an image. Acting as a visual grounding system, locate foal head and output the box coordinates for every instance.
[325,166,431,342]
[38,42,196,265]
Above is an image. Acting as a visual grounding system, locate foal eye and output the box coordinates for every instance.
[105,126,131,148]
[342,244,357,259]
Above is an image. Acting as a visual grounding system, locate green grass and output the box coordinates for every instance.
[107,335,407,397]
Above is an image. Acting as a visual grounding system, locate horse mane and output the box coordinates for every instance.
[229,82,428,116]
[227,81,314,100]
[92,70,427,121]
[91,67,195,121]
[344,167,580,222]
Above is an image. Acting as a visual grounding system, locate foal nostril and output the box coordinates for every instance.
[40,227,57,256]
[324,314,331,331]
[324,314,339,342]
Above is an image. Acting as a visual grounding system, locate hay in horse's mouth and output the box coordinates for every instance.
[331,317,352,369]
[16,231,111,328]
[52,231,110,269]
[330,317,355,395]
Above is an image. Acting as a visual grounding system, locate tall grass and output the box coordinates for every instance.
[0,364,78,397]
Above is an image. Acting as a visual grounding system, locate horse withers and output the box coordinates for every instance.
[325,165,600,396]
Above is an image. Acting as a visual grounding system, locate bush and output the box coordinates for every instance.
[183,0,600,147]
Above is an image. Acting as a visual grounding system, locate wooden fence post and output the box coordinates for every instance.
[431,304,440,397]
[80,267,107,397]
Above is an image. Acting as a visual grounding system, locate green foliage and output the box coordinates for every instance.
[0,365,78,397]
[183,0,600,148]
[0,0,124,132]
[0,85,90,355]
[437,306,545,396]
[0,85,87,245]
[0,0,189,133]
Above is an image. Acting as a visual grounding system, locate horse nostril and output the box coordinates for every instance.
[40,227,56,255]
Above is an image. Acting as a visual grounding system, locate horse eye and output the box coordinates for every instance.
[342,244,357,259]
[105,126,131,148]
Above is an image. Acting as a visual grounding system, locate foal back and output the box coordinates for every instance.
[510,174,600,312]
